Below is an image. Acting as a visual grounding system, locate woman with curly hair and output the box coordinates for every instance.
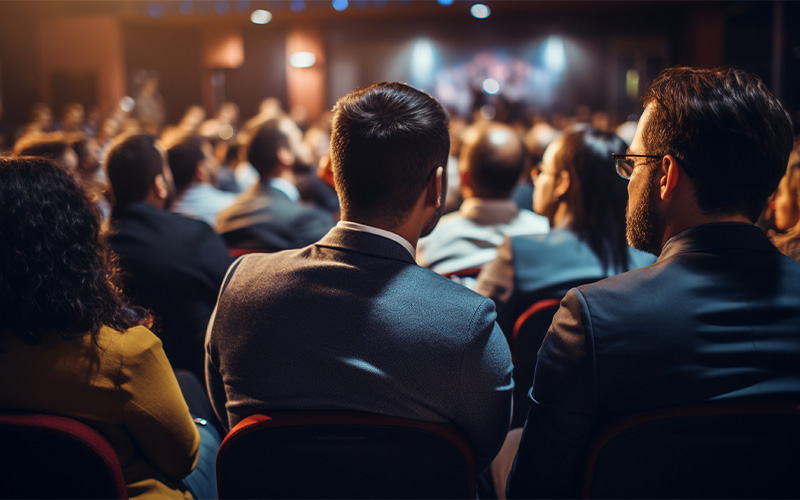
[770,162,800,262]
[0,156,215,499]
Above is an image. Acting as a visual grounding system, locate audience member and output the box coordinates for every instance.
[769,162,800,261]
[0,156,217,499]
[216,119,334,250]
[507,66,800,498]
[13,132,79,177]
[214,139,244,193]
[105,133,233,381]
[417,121,549,278]
[512,121,559,211]
[475,127,653,333]
[166,134,236,226]
[206,82,514,472]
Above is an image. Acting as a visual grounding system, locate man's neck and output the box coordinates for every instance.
[340,215,421,249]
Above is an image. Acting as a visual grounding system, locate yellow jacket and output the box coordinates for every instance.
[0,325,200,499]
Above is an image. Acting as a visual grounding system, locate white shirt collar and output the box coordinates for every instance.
[336,221,416,259]
[269,177,300,203]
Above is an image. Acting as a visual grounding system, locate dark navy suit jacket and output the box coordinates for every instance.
[109,201,234,381]
[508,222,800,498]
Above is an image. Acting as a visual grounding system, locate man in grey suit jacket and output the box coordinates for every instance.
[206,82,514,471]
[508,67,800,498]
[216,119,333,250]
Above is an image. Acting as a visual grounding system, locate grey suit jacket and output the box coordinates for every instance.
[216,183,333,251]
[205,226,514,470]
[508,222,800,498]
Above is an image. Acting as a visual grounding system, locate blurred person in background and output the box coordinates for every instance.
[105,133,233,381]
[475,127,654,334]
[418,121,549,280]
[166,134,236,226]
[216,119,333,251]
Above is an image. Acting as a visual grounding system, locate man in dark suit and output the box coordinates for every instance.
[215,119,333,250]
[106,133,233,381]
[507,66,800,498]
[206,82,514,471]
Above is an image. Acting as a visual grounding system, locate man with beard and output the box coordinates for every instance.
[507,66,800,498]
[206,82,514,473]
[106,133,233,381]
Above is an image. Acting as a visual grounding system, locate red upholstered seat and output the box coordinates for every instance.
[509,297,561,428]
[216,411,476,499]
[0,412,128,499]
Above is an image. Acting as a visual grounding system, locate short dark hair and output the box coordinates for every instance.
[331,82,449,225]
[461,122,526,198]
[0,156,144,344]
[167,135,206,195]
[642,66,793,221]
[104,133,163,206]
[247,119,288,180]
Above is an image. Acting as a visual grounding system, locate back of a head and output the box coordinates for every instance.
[247,119,288,180]
[0,156,138,343]
[167,135,206,195]
[642,66,793,222]
[13,134,71,163]
[460,122,527,199]
[105,133,163,207]
[331,82,450,226]
[557,128,630,273]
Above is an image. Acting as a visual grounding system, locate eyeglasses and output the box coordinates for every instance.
[611,154,662,180]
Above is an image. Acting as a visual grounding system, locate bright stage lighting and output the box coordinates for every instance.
[470,4,490,19]
[290,51,317,68]
[543,36,565,73]
[250,9,272,24]
[483,78,500,94]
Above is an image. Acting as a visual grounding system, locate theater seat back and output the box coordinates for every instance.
[216,411,476,499]
[0,412,128,499]
[582,399,800,499]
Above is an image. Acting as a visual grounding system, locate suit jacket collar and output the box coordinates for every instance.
[315,227,416,264]
[658,222,777,262]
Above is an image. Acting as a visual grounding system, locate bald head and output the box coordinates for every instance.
[459,122,526,199]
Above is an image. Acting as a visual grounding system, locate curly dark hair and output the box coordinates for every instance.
[0,156,147,344]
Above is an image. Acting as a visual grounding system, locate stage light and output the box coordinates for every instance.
[120,97,135,112]
[437,0,454,5]
[215,1,230,14]
[332,0,348,11]
[483,78,500,94]
[470,3,490,19]
[410,39,435,87]
[290,0,305,13]
[543,36,565,73]
[250,9,272,24]
[148,2,164,18]
[219,124,235,141]
[290,51,317,68]
[179,0,193,15]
